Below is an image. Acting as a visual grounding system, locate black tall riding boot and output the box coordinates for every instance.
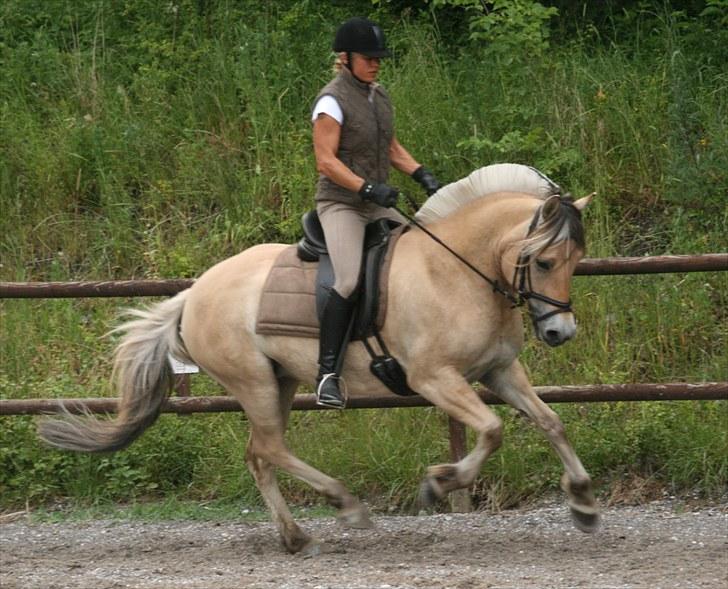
[316,289,356,408]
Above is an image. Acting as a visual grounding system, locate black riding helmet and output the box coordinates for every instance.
[333,17,391,58]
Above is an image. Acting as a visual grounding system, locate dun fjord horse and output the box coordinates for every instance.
[40,164,599,554]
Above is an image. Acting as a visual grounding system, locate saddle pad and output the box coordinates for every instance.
[255,228,404,339]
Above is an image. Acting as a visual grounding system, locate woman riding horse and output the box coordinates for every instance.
[38,162,599,554]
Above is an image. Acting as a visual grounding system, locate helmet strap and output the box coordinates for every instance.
[344,52,369,85]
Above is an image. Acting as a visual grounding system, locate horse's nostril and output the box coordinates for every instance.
[544,329,566,347]
[546,329,560,341]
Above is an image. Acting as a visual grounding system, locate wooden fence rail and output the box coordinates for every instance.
[1,254,726,299]
[2,383,726,416]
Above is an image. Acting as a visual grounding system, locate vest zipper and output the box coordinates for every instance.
[370,85,382,182]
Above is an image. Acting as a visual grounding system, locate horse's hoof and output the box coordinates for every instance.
[282,528,316,554]
[337,505,373,529]
[569,503,601,533]
[419,477,444,508]
[299,539,325,558]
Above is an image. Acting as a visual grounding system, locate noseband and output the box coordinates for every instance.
[395,199,575,324]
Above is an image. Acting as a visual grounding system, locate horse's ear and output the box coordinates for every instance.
[542,195,561,220]
[572,192,595,211]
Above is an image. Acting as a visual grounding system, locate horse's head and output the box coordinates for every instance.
[413,164,594,347]
[506,193,593,347]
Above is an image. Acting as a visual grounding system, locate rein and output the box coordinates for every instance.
[395,205,519,306]
[395,199,574,324]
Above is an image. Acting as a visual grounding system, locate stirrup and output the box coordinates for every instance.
[316,373,348,409]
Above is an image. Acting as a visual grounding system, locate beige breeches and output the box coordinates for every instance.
[316,200,406,299]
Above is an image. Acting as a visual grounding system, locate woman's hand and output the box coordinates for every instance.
[359,182,399,208]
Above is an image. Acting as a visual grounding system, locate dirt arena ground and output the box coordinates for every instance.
[1,499,726,589]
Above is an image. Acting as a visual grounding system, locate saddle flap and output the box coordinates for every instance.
[356,219,401,337]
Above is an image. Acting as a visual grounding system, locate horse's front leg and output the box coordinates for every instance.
[409,367,504,505]
[481,360,600,532]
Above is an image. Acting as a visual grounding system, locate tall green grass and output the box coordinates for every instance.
[1,1,726,512]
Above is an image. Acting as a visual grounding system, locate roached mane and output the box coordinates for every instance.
[414,163,585,256]
[414,163,561,224]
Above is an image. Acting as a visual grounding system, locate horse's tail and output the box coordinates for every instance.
[38,290,191,453]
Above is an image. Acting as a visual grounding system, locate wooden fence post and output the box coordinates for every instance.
[174,374,190,397]
[448,417,473,513]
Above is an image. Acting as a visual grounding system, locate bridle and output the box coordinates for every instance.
[511,203,574,325]
[395,198,575,325]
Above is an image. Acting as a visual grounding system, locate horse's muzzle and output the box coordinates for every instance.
[532,306,577,347]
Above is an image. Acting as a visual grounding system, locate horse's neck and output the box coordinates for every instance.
[431,193,538,263]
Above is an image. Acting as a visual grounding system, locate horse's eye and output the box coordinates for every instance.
[536,259,553,271]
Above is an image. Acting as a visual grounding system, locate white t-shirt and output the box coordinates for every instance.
[311,95,343,125]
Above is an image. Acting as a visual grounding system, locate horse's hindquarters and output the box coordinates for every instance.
[181,244,285,382]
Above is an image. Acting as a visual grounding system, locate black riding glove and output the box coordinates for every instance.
[411,165,442,196]
[359,181,399,208]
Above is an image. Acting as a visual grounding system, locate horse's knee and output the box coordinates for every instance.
[547,420,565,440]
[245,439,256,463]
[245,446,272,482]
[244,441,258,472]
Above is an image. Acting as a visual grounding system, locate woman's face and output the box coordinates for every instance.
[349,53,381,83]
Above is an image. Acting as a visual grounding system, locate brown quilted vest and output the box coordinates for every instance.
[313,67,394,204]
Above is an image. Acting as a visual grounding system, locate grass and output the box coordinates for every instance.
[1,1,727,513]
[24,496,338,524]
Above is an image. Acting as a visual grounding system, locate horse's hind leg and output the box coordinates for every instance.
[246,450,315,553]
[247,421,373,532]
[244,378,313,554]
[236,373,371,553]
[482,360,600,532]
